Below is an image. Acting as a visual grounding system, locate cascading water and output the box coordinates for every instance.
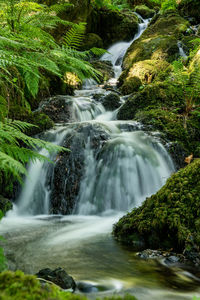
[1,14,198,300]
[177,41,187,58]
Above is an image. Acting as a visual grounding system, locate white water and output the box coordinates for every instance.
[1,14,198,300]
[177,41,187,58]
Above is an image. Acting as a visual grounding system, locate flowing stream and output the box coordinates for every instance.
[1,15,200,300]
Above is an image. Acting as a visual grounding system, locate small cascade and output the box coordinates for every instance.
[101,14,150,80]
[76,125,174,215]
[177,41,188,58]
[14,127,68,216]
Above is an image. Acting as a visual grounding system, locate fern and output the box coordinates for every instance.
[64,22,86,50]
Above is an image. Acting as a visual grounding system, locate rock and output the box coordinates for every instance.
[49,123,110,214]
[102,93,121,110]
[36,267,76,291]
[135,5,155,19]
[88,8,138,47]
[81,33,103,50]
[0,195,13,214]
[77,282,98,293]
[113,159,200,255]
[119,76,142,95]
[120,11,189,88]
[178,0,200,24]
[91,60,114,83]
[38,96,72,123]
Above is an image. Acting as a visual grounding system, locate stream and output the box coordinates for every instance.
[1,14,200,300]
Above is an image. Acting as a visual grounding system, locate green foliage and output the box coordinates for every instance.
[161,0,177,12]
[91,0,129,10]
[0,0,104,108]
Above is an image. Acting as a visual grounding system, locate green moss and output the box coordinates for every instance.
[119,60,171,94]
[0,195,13,215]
[135,5,155,18]
[122,10,189,82]
[8,105,54,135]
[113,159,200,252]
[0,271,138,300]
[117,82,184,120]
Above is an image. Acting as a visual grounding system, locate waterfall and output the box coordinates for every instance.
[177,41,187,58]
[10,14,174,218]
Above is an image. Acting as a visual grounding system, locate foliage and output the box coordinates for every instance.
[91,0,130,10]
[0,0,104,109]
[171,59,200,127]
[161,0,177,12]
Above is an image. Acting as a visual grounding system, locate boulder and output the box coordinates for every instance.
[87,8,139,47]
[91,60,114,83]
[36,267,76,291]
[102,92,121,110]
[120,11,189,89]
[38,96,72,123]
[49,123,110,214]
[135,5,155,19]
[113,159,200,254]
[81,33,103,50]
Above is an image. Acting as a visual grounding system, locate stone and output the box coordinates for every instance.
[102,93,121,110]
[36,267,76,291]
[81,33,103,50]
[135,5,155,19]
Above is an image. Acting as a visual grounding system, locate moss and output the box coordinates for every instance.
[113,159,200,252]
[0,270,84,300]
[0,195,13,215]
[119,60,171,94]
[0,271,138,300]
[117,82,184,120]
[135,5,155,18]
[91,61,114,83]
[122,10,189,80]
[120,76,142,95]
[8,105,54,135]
[81,33,103,51]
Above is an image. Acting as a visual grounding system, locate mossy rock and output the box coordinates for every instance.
[87,8,138,47]
[113,159,200,252]
[119,60,171,94]
[0,270,83,300]
[135,5,155,19]
[122,11,189,70]
[117,82,184,120]
[128,0,160,9]
[91,60,114,83]
[81,33,103,50]
[8,105,54,135]
[0,195,13,215]
[120,76,142,95]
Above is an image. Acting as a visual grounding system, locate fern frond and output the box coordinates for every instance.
[64,22,86,50]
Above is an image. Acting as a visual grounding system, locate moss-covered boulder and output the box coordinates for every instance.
[81,33,103,50]
[135,5,155,19]
[91,60,114,83]
[87,8,138,47]
[0,270,82,300]
[113,159,200,253]
[117,82,184,120]
[119,11,189,90]
[123,11,189,69]
[119,60,171,94]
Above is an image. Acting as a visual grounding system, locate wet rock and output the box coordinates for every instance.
[91,60,114,83]
[49,123,110,214]
[135,5,155,19]
[119,76,142,95]
[36,267,76,291]
[102,93,121,110]
[38,96,72,122]
[81,33,103,50]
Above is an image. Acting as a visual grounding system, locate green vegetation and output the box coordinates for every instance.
[0,270,138,300]
[113,159,200,252]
